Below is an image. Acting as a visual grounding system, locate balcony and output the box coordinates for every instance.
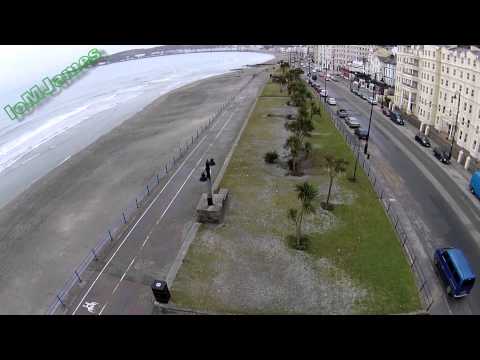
[402,68,419,77]
[401,80,418,90]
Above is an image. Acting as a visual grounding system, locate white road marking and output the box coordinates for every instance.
[72,132,209,315]
[82,301,99,314]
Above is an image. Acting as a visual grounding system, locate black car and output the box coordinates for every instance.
[337,108,349,118]
[415,132,431,147]
[390,111,405,125]
[433,146,451,164]
[355,127,369,140]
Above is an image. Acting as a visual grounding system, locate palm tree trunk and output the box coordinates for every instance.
[326,176,334,206]
[296,210,303,247]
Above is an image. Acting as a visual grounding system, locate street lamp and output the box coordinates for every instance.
[449,92,461,160]
[364,85,375,156]
[199,158,216,206]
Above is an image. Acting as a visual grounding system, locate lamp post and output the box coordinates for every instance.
[449,92,461,160]
[199,158,216,206]
[364,85,375,156]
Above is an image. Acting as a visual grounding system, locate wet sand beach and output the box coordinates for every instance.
[0,65,272,313]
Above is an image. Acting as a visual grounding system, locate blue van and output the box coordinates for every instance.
[469,171,480,199]
[434,247,476,298]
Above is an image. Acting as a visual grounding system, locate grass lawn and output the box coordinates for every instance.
[172,76,422,314]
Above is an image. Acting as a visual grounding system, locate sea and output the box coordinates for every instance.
[0,51,275,209]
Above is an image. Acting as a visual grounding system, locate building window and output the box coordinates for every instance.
[470,104,472,113]
[468,120,471,128]
[460,85,463,92]
[477,125,479,134]
[447,67,450,74]
[454,69,456,76]
[464,103,467,111]
[473,74,476,82]
[431,88,433,95]
[453,82,456,89]
[465,133,468,142]
[467,73,470,80]
[474,140,477,151]
[441,78,444,85]
[472,89,475,97]
[446,80,449,86]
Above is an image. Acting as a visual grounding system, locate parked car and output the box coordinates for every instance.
[320,89,329,97]
[337,108,349,118]
[327,97,336,105]
[415,132,431,147]
[389,111,405,125]
[346,116,361,128]
[434,247,475,298]
[361,94,368,100]
[350,88,356,94]
[469,171,480,199]
[367,97,377,105]
[354,127,368,140]
[433,146,451,164]
[382,108,391,117]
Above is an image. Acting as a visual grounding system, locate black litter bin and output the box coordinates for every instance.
[151,280,171,304]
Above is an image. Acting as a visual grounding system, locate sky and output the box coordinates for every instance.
[0,45,161,94]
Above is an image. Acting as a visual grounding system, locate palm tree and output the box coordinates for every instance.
[304,141,313,159]
[285,134,302,175]
[309,101,321,122]
[287,181,318,249]
[323,154,348,210]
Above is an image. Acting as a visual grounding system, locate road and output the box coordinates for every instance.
[54,67,270,315]
[319,76,480,314]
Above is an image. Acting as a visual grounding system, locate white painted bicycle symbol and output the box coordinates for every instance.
[82,301,99,314]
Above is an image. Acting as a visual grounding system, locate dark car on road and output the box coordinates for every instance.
[433,146,451,164]
[415,132,431,147]
[354,127,368,140]
[390,111,405,125]
[434,247,476,298]
[337,108,349,118]
[382,108,391,117]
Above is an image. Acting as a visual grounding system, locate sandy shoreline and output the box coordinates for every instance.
[0,62,275,313]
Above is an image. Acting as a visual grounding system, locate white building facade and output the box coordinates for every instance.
[394,45,480,160]
[313,45,374,73]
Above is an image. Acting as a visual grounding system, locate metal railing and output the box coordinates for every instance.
[46,74,259,314]
[321,103,435,313]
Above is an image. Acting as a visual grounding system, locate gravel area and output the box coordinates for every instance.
[173,98,369,314]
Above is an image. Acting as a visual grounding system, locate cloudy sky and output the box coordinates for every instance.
[0,45,160,94]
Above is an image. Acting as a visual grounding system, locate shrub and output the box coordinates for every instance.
[264,151,279,164]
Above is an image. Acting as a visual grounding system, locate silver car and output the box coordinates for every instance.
[346,116,361,128]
